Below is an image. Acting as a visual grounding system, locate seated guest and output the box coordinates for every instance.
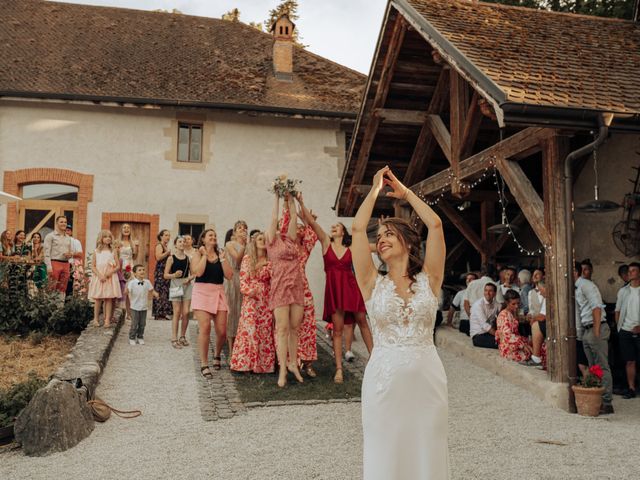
[527,281,546,368]
[464,265,496,316]
[496,266,519,304]
[518,269,533,315]
[469,283,499,349]
[496,290,532,363]
[447,272,477,335]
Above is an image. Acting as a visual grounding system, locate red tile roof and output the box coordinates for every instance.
[0,0,365,115]
[401,0,640,114]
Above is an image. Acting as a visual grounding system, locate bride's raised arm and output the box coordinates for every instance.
[351,166,388,300]
[384,169,445,295]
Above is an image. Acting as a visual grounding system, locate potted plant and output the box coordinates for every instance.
[571,364,605,417]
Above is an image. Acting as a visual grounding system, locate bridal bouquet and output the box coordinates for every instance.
[269,174,302,198]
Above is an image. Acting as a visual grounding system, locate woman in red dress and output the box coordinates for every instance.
[496,289,532,363]
[299,198,373,384]
[230,232,275,373]
[266,193,305,387]
[280,202,319,377]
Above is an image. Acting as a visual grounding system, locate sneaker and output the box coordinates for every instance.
[623,389,636,399]
[345,350,355,362]
[137,338,145,345]
[519,359,540,367]
[129,339,136,346]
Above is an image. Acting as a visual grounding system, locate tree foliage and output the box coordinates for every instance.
[484,0,636,19]
[221,8,241,22]
[264,0,305,45]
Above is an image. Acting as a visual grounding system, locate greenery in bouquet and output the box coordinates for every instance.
[269,174,302,198]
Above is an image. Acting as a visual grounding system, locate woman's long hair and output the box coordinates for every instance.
[95,230,114,251]
[377,218,423,286]
[246,231,265,275]
[119,223,137,246]
[197,228,220,256]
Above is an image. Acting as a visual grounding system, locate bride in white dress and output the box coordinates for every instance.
[351,166,448,479]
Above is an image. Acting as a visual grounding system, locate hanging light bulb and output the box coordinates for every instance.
[576,142,621,213]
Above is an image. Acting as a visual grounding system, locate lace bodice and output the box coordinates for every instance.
[365,272,438,348]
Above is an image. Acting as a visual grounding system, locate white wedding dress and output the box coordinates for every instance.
[362,272,449,479]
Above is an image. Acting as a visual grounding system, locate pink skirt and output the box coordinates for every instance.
[191,283,228,315]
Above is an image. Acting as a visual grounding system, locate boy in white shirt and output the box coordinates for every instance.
[126,264,158,345]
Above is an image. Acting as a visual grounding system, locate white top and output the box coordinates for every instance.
[69,237,82,264]
[452,288,469,320]
[539,297,546,317]
[496,283,520,303]
[469,297,499,337]
[618,285,640,331]
[127,278,154,311]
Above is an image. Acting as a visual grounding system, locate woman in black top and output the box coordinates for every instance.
[191,229,233,379]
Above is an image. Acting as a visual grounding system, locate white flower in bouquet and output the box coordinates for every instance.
[269,174,302,198]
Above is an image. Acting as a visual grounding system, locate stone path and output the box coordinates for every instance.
[2,319,640,480]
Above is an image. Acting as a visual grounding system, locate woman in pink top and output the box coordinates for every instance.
[266,193,305,387]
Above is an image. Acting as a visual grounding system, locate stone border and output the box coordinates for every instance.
[191,323,364,420]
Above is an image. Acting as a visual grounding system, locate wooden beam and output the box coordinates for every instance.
[374,108,427,125]
[445,239,467,268]
[425,115,452,164]
[347,15,407,215]
[460,91,482,159]
[437,201,484,254]
[450,70,468,197]
[480,200,495,266]
[411,127,555,198]
[495,156,551,246]
[402,69,450,186]
[541,134,572,392]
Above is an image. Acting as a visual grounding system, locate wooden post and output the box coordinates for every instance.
[542,134,572,386]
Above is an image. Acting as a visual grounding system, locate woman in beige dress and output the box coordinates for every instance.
[224,220,247,354]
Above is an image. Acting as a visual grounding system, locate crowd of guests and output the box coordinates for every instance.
[446,259,640,414]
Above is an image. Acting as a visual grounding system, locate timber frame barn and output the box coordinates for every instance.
[336,0,640,408]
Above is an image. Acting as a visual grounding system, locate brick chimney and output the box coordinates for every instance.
[270,14,295,81]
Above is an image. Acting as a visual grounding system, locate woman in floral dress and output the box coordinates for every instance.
[495,289,532,362]
[230,232,275,373]
[153,229,173,320]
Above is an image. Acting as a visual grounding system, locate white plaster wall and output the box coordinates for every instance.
[0,101,351,317]
[574,132,640,302]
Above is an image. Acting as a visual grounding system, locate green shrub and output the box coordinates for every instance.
[0,373,47,428]
[0,262,93,335]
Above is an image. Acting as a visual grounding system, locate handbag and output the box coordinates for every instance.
[88,398,142,422]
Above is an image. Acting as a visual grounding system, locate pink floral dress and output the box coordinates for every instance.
[230,257,275,373]
[495,309,531,362]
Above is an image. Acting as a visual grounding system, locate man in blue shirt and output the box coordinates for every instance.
[574,262,613,414]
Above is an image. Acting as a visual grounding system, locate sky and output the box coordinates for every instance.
[57,0,389,74]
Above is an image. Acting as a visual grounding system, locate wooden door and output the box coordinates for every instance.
[108,222,151,272]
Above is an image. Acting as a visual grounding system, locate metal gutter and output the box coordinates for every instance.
[0,90,357,120]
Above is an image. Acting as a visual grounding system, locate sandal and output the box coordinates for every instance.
[334,368,344,384]
[212,357,222,370]
[200,366,213,380]
[179,336,190,347]
[171,339,182,349]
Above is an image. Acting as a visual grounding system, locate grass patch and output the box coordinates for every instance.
[232,344,361,403]
[0,334,78,390]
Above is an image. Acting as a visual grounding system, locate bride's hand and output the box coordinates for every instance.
[372,166,390,193]
[383,169,409,200]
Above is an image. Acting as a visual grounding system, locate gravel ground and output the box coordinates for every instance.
[2,319,639,480]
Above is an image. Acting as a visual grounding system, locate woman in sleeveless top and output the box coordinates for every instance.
[266,193,305,388]
[153,229,173,320]
[298,194,373,384]
[164,236,194,349]
[224,220,248,356]
[352,166,448,480]
[191,229,233,379]
[118,223,139,320]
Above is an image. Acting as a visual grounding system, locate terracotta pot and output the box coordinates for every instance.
[572,385,605,417]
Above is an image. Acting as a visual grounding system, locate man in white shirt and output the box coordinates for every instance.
[614,262,640,399]
[447,272,478,335]
[464,266,497,316]
[65,224,83,297]
[496,267,520,304]
[469,283,499,349]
